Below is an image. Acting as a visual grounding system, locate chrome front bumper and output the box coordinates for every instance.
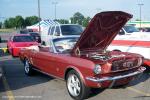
[86,67,146,82]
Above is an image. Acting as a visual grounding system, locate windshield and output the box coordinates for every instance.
[53,37,78,53]
[13,36,34,42]
[61,25,83,35]
[124,25,139,33]
[29,33,39,36]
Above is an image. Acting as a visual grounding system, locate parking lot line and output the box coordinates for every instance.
[2,76,15,100]
[127,87,150,96]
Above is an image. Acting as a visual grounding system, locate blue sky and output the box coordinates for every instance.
[0,0,150,21]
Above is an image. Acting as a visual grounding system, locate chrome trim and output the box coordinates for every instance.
[86,67,146,82]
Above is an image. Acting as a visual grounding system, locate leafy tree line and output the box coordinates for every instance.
[2,15,39,29]
[0,12,91,29]
[52,12,91,27]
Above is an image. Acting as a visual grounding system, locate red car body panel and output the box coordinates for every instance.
[19,11,145,88]
[20,48,144,88]
[7,34,38,56]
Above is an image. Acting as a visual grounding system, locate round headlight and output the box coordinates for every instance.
[93,64,102,74]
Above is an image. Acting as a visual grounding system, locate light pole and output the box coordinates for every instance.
[138,3,144,28]
[38,0,41,34]
[52,2,58,20]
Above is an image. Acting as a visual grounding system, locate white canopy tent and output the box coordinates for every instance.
[26,19,59,32]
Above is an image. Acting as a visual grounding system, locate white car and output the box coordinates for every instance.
[108,25,150,66]
[41,24,83,46]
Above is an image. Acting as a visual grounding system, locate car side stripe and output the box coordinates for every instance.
[111,40,150,48]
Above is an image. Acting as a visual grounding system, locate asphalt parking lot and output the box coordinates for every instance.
[0,33,150,100]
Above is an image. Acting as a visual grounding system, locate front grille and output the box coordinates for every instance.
[111,58,139,71]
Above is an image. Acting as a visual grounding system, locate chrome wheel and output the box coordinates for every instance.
[24,60,30,74]
[67,74,81,97]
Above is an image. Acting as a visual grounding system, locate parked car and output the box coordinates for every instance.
[19,11,145,100]
[28,32,41,43]
[41,24,83,46]
[0,36,1,43]
[144,27,150,32]
[7,34,38,57]
[108,25,150,66]
[20,29,33,34]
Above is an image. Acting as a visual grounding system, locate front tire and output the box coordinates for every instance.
[66,70,90,100]
[24,59,34,76]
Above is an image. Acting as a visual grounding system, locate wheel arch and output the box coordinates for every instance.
[23,55,30,63]
[64,66,86,85]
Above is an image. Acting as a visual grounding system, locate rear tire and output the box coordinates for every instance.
[66,70,90,100]
[24,59,34,76]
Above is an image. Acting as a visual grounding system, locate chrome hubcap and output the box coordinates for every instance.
[67,74,81,97]
[25,60,30,73]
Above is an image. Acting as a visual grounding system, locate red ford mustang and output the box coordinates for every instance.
[19,11,146,100]
[7,34,38,57]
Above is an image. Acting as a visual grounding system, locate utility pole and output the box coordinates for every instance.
[38,0,41,34]
[52,2,58,20]
[138,3,144,28]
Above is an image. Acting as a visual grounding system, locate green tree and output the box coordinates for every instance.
[0,22,2,29]
[56,19,69,24]
[15,15,24,29]
[70,12,85,25]
[82,17,91,27]
[24,16,39,26]
[4,19,9,28]
[4,17,16,28]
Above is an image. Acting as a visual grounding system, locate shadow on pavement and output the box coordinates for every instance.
[88,88,105,99]
[111,71,150,89]
[0,58,54,92]
[134,95,150,99]
[128,72,150,87]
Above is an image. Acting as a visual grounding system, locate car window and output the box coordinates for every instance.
[13,36,34,42]
[54,26,60,36]
[50,26,55,35]
[48,26,51,35]
[61,25,83,35]
[29,33,39,36]
[124,25,139,33]
[20,29,29,34]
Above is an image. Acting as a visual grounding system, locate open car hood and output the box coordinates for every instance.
[72,11,132,55]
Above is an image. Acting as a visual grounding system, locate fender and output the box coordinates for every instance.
[65,66,87,86]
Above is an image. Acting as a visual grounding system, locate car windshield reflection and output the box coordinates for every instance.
[61,25,83,35]
[124,25,139,33]
[13,36,34,42]
[53,37,79,53]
